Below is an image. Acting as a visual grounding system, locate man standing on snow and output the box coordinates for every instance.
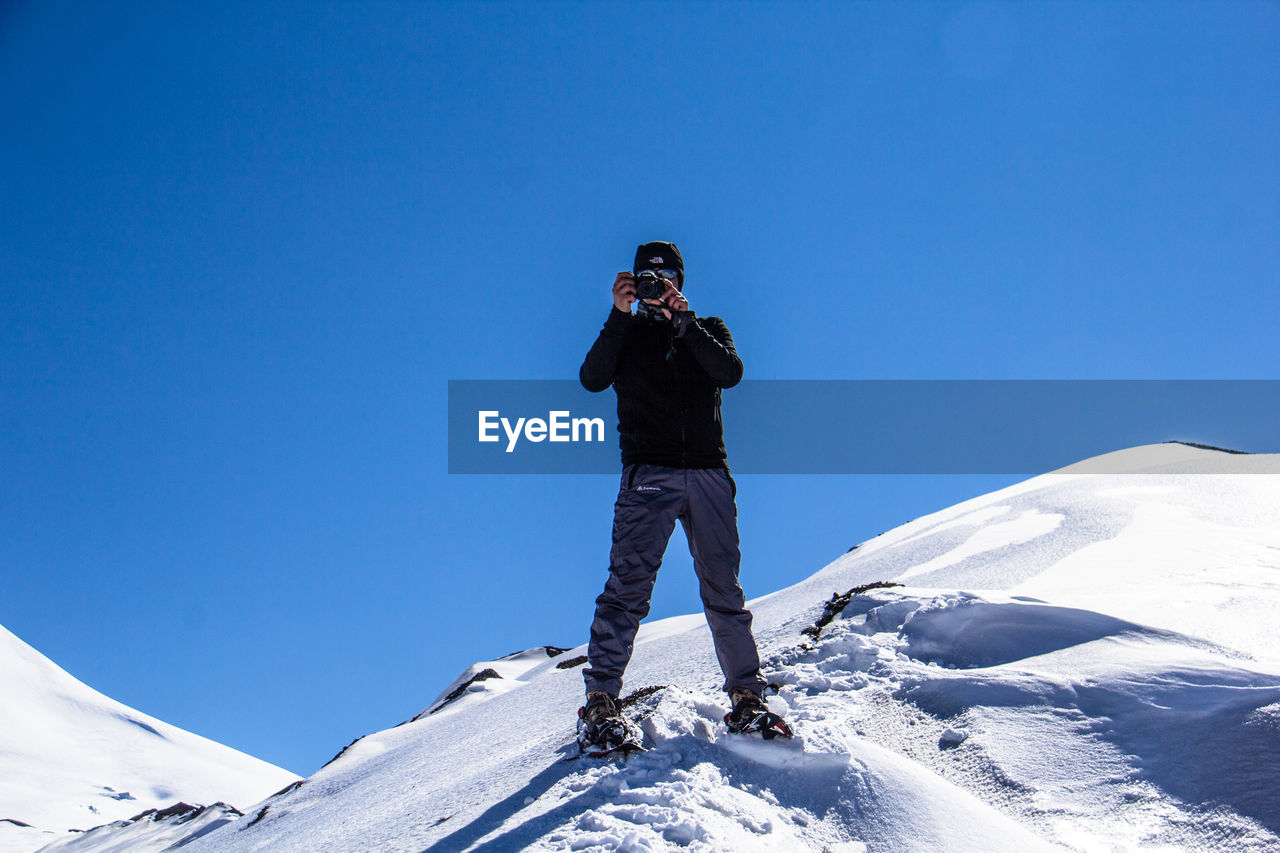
[575,241,790,754]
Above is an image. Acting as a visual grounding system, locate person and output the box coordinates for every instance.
[575,241,790,753]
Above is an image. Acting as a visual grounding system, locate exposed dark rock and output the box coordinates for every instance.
[1167,440,1250,454]
[619,685,669,725]
[429,668,503,715]
[126,802,201,823]
[321,736,365,770]
[267,780,305,799]
[399,648,575,731]
[46,801,250,842]
[119,802,244,828]
[500,645,570,660]
[399,666,509,728]
[802,581,905,643]
[1,818,33,828]
[168,805,245,849]
[620,685,667,708]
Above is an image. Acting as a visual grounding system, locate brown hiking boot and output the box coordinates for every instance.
[582,691,620,726]
[726,687,793,739]
[729,687,769,717]
[577,691,641,755]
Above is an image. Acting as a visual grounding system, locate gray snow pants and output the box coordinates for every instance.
[584,464,767,698]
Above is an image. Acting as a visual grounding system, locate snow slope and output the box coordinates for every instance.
[0,625,299,853]
[67,443,1280,850]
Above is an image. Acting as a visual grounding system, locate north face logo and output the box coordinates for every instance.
[649,256,664,265]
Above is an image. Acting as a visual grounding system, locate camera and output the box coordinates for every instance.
[634,270,667,301]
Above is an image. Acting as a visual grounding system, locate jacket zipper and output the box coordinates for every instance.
[666,323,688,467]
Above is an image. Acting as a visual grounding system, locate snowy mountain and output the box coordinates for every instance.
[31,803,245,853]
[26,442,1280,851]
[0,624,299,853]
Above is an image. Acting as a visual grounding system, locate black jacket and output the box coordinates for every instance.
[580,307,743,469]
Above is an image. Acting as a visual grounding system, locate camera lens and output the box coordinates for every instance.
[635,271,664,300]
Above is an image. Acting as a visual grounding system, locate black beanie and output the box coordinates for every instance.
[633,241,684,287]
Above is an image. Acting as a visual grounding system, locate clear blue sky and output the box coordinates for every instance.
[2,1,1276,776]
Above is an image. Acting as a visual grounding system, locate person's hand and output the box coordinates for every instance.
[612,272,636,313]
[661,283,689,314]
